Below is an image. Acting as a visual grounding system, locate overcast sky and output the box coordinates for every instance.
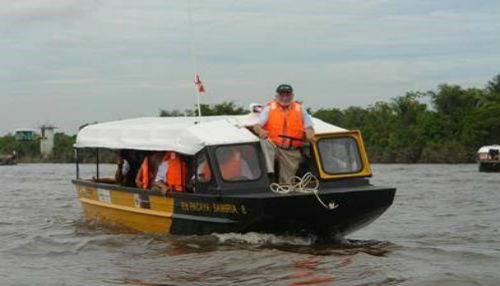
[1,0,499,135]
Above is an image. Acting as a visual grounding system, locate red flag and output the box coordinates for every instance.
[194,74,205,93]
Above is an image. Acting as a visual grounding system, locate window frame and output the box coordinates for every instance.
[316,136,364,175]
[195,150,213,184]
[312,130,372,180]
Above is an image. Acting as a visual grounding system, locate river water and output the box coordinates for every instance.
[0,164,499,285]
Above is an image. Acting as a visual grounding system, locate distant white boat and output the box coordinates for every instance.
[0,151,17,166]
[477,145,500,172]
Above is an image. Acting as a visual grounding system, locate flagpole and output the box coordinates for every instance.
[187,0,202,120]
[196,89,202,119]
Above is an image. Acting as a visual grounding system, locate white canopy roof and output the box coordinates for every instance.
[477,145,500,153]
[75,115,346,155]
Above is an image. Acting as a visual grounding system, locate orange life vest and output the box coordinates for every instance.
[220,153,242,180]
[162,152,187,192]
[139,156,156,189]
[264,100,305,148]
[201,161,212,181]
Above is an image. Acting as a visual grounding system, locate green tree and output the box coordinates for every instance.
[159,110,184,117]
[0,135,16,154]
[52,133,76,162]
[486,74,500,95]
[312,108,344,126]
[160,101,249,117]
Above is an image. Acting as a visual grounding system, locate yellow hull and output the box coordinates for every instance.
[76,184,174,234]
[73,179,396,237]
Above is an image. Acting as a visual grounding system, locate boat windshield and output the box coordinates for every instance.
[317,137,362,174]
[215,144,262,182]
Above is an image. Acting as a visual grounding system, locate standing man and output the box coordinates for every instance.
[253,84,315,184]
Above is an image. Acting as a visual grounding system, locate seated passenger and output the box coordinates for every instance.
[135,152,163,189]
[123,150,144,187]
[153,152,187,194]
[217,148,253,181]
[115,151,130,185]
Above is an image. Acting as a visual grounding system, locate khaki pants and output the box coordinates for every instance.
[261,140,302,184]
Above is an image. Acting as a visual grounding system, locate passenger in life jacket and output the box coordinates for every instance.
[217,148,253,181]
[153,152,187,195]
[135,152,163,189]
[253,84,316,184]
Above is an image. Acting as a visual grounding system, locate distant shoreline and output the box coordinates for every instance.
[2,75,498,165]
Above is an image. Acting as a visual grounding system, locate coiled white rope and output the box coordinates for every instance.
[270,172,339,210]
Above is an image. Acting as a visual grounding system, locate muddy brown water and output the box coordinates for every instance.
[0,164,499,285]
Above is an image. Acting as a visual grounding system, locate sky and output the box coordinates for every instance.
[1,0,499,135]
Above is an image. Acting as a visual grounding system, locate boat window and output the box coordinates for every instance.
[215,145,262,182]
[317,137,362,174]
[196,153,212,183]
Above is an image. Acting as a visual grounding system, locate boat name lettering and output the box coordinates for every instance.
[181,202,211,212]
[212,203,239,214]
[181,202,241,214]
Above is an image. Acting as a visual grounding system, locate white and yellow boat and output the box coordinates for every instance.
[73,114,396,238]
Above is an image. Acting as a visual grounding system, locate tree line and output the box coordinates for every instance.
[323,75,500,163]
[160,74,500,163]
[0,133,115,163]
[1,74,498,163]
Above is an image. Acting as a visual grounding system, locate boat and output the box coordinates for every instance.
[72,113,396,238]
[477,145,500,172]
[0,151,17,166]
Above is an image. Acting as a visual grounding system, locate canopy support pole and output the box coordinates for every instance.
[75,148,80,180]
[96,148,100,181]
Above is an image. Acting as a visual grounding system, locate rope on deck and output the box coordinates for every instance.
[269,172,339,210]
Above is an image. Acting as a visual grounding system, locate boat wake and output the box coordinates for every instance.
[212,232,317,246]
[211,232,397,257]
